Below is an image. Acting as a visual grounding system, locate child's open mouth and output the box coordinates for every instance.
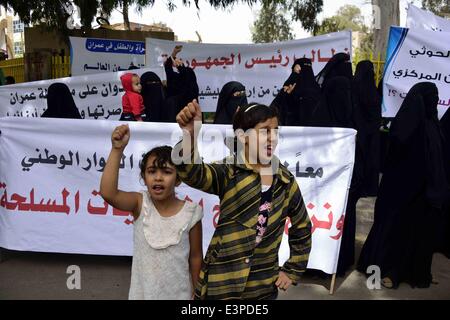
[152,185,165,194]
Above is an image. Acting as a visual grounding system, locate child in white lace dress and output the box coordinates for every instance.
[100,124,203,300]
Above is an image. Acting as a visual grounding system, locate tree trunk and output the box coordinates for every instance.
[123,0,130,31]
[372,0,399,59]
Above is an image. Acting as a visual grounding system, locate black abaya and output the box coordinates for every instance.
[271,58,320,126]
[353,61,382,197]
[315,52,353,90]
[290,58,321,126]
[41,83,82,119]
[439,108,450,258]
[164,57,200,121]
[140,71,166,122]
[357,82,449,288]
[309,77,364,276]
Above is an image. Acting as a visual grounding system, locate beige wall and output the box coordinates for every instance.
[23,27,175,81]
[25,26,174,55]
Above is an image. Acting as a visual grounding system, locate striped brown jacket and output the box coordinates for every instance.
[174,144,311,300]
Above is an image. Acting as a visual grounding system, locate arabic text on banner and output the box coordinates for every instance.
[383,26,450,119]
[145,31,352,112]
[70,37,146,76]
[0,67,164,120]
[0,118,355,274]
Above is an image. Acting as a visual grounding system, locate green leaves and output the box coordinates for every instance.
[251,0,324,43]
[0,0,324,44]
[422,0,450,17]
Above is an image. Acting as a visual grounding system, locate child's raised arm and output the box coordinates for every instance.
[100,124,141,218]
[173,99,228,196]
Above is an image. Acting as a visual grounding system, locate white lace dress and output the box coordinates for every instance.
[128,191,203,300]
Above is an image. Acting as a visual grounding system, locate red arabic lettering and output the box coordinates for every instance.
[1,184,70,214]
[87,190,108,215]
[284,217,291,235]
[330,213,345,240]
[212,204,220,228]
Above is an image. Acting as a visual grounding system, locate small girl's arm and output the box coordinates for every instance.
[189,220,203,298]
[100,125,141,218]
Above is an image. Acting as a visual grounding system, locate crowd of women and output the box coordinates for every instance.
[40,46,450,290]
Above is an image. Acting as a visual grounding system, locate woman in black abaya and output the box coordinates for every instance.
[41,83,82,119]
[315,52,353,90]
[164,55,199,122]
[439,108,450,258]
[270,65,298,126]
[309,77,365,276]
[140,71,166,122]
[353,61,382,197]
[289,58,321,126]
[271,58,320,126]
[358,82,449,288]
[310,52,357,128]
[213,81,247,124]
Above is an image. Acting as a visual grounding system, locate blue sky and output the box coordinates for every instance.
[107,0,422,43]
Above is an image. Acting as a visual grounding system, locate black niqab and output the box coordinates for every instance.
[214,81,247,124]
[315,53,353,89]
[164,58,199,120]
[271,58,320,126]
[41,83,81,119]
[140,71,165,122]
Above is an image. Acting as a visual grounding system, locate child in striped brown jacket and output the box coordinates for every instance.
[173,99,311,300]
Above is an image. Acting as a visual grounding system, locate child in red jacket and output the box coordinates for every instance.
[120,73,145,121]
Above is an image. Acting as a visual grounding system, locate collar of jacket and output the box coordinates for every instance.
[231,152,291,185]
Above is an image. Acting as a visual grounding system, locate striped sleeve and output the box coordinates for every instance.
[172,140,227,196]
[280,180,312,283]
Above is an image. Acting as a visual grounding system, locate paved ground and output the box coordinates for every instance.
[1,197,449,300]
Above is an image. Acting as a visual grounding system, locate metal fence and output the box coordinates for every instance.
[0,58,25,83]
[51,56,71,79]
[0,56,71,84]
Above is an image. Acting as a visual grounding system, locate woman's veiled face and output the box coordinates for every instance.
[232,90,246,97]
[143,80,160,86]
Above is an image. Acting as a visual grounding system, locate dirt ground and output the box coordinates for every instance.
[1,197,449,300]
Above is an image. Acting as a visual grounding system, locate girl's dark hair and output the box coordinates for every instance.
[232,103,279,132]
[140,145,174,179]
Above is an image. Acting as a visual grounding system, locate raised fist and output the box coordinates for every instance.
[111,124,130,150]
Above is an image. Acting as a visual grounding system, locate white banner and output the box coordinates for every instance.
[145,31,352,112]
[382,26,450,119]
[70,37,146,76]
[0,118,355,274]
[406,4,450,32]
[0,67,164,119]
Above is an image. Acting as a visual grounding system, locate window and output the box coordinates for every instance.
[14,42,23,55]
[13,20,24,33]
